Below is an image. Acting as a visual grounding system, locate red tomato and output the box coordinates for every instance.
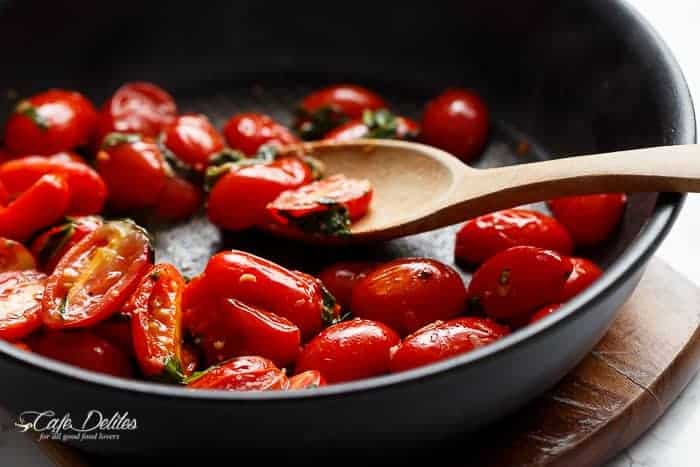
[154,176,202,222]
[421,88,490,162]
[317,261,378,310]
[93,317,134,357]
[30,216,103,273]
[295,318,400,384]
[548,194,627,246]
[96,134,167,211]
[467,246,573,323]
[181,343,201,377]
[0,270,47,340]
[0,179,8,205]
[323,114,419,142]
[4,89,97,155]
[95,82,176,144]
[41,220,154,329]
[0,148,14,164]
[0,174,70,242]
[288,370,326,390]
[162,114,224,172]
[207,156,313,231]
[0,238,36,272]
[187,356,288,391]
[351,258,467,336]
[560,257,603,301]
[454,209,574,265]
[223,113,300,156]
[389,317,510,373]
[529,304,563,324]
[30,331,134,378]
[197,251,339,340]
[13,342,31,352]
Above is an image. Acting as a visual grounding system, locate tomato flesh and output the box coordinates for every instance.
[0,270,47,340]
[288,370,326,390]
[187,356,288,391]
[30,216,103,273]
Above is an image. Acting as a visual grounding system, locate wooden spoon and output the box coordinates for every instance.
[277,140,700,243]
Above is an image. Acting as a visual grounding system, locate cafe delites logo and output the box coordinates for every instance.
[13,410,138,442]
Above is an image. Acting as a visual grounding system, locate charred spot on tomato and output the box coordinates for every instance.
[416,267,435,280]
[296,106,348,140]
[285,203,351,237]
[15,100,49,131]
[101,132,141,149]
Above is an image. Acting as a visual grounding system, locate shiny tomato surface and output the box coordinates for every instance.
[223,113,300,155]
[187,356,288,391]
[560,257,603,301]
[0,238,36,272]
[30,216,103,273]
[317,261,378,311]
[323,114,419,142]
[288,370,326,390]
[162,114,224,171]
[548,194,627,246]
[0,270,47,340]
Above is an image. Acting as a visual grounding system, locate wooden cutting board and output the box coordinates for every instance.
[34,257,700,467]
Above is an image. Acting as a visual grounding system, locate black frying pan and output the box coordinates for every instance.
[0,0,694,462]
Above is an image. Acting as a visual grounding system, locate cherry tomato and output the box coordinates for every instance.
[197,251,339,340]
[421,88,489,162]
[295,318,399,384]
[30,216,103,273]
[0,238,36,272]
[389,317,510,373]
[0,174,70,242]
[548,194,627,246]
[467,246,573,323]
[351,258,467,336]
[317,261,378,310]
[0,180,8,205]
[4,89,97,155]
[323,112,419,142]
[0,270,47,340]
[96,134,167,211]
[528,304,562,324]
[223,113,300,156]
[42,220,154,329]
[95,82,176,144]
[93,316,134,357]
[288,370,326,390]
[154,176,202,222]
[207,156,313,231]
[454,209,574,265]
[187,356,288,391]
[162,114,224,172]
[30,331,134,378]
[560,257,603,301]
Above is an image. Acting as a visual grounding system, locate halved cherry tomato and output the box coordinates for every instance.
[352,258,467,336]
[0,174,70,242]
[95,82,176,144]
[548,194,627,246]
[529,304,563,324]
[323,111,419,142]
[93,316,134,357]
[318,261,378,310]
[223,113,300,156]
[96,134,167,211]
[560,257,603,302]
[288,370,326,390]
[0,238,36,272]
[295,318,400,384]
[4,89,97,155]
[467,246,573,323]
[41,220,154,329]
[31,216,103,273]
[187,356,288,391]
[0,270,47,340]
[421,88,489,162]
[389,317,510,373]
[207,156,313,231]
[454,209,574,265]
[162,114,224,172]
[154,176,202,222]
[30,331,134,378]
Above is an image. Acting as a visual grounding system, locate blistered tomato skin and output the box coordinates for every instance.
[288,370,326,390]
[295,318,400,384]
[548,194,627,246]
[0,238,36,272]
[0,270,47,340]
[30,216,103,273]
[389,317,510,373]
[351,258,467,336]
[318,261,378,310]
[455,209,574,265]
[467,246,573,324]
[529,304,563,324]
[187,356,288,391]
[560,257,603,301]
[223,113,300,156]
[162,114,224,172]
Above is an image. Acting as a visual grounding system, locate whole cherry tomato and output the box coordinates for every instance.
[0,270,47,340]
[96,133,167,211]
[95,82,176,144]
[295,318,400,384]
[467,246,573,323]
[351,258,467,336]
[454,209,573,265]
[0,174,70,242]
[560,257,602,301]
[288,370,326,390]
[4,89,97,155]
[421,88,489,162]
[0,238,36,272]
[317,261,378,310]
[223,113,300,156]
[93,316,134,357]
[153,176,202,222]
[548,194,627,246]
[31,216,103,273]
[162,114,224,172]
[528,304,562,324]
[187,356,288,391]
[323,111,419,142]
[389,317,510,373]
[42,220,154,329]
[30,331,134,378]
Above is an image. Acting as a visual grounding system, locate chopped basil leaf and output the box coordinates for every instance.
[286,204,351,237]
[101,132,141,149]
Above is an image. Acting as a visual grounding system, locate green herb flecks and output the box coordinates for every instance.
[320,282,345,327]
[204,146,277,191]
[363,108,399,139]
[296,106,347,141]
[159,356,185,384]
[287,203,351,237]
[16,100,49,131]
[58,296,68,317]
[101,132,141,149]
